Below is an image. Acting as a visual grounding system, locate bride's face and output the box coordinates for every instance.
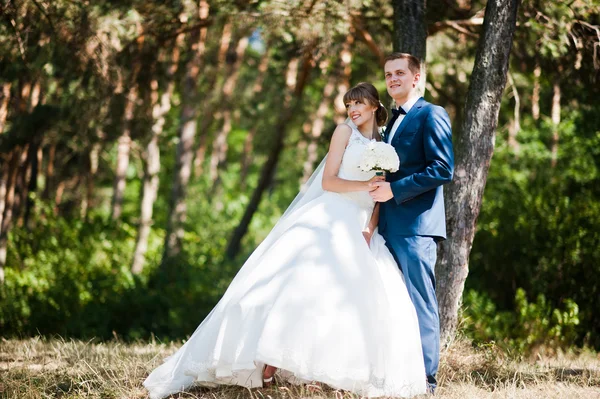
[345,99,377,129]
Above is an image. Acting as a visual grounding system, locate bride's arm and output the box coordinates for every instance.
[322,124,383,193]
[363,203,380,246]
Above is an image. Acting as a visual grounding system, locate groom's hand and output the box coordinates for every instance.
[369,182,394,202]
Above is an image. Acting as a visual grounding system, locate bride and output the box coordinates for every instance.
[144,82,427,398]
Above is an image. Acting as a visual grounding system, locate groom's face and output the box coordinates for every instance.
[384,58,419,104]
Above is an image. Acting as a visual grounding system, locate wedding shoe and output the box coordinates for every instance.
[262,364,277,387]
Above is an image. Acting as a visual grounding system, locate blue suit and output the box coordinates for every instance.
[379,97,454,387]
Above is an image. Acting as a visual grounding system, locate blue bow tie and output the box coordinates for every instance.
[392,107,407,118]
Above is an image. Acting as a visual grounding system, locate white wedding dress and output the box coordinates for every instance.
[144,123,427,398]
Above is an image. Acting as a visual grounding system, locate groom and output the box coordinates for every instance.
[370,52,454,391]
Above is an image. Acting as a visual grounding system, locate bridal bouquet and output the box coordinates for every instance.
[358,141,400,176]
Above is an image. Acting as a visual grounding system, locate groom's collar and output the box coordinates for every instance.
[396,95,421,114]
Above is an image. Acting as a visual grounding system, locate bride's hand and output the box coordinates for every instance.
[365,175,385,191]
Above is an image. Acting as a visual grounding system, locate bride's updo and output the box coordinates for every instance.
[343,82,388,140]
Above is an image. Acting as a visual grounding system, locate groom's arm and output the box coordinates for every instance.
[390,106,454,205]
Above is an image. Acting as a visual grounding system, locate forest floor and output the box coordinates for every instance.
[1,337,599,399]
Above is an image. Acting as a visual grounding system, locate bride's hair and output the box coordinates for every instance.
[342,82,388,140]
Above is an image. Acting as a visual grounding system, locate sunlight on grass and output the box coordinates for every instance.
[0,337,598,398]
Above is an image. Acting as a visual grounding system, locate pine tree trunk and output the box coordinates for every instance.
[0,149,21,282]
[23,141,39,228]
[13,145,29,228]
[532,60,541,121]
[226,50,314,259]
[132,132,160,274]
[550,77,561,168]
[0,82,11,133]
[301,68,336,183]
[22,82,44,227]
[162,2,209,262]
[392,0,427,94]
[507,71,520,152]
[333,33,354,124]
[351,16,384,66]
[0,82,11,243]
[193,21,232,176]
[81,136,102,220]
[131,36,182,274]
[110,85,137,221]
[435,0,520,344]
[42,143,56,201]
[240,47,270,188]
[209,36,249,185]
[13,81,37,227]
[392,0,427,59]
[0,167,7,234]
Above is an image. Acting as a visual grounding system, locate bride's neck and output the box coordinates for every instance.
[356,124,373,139]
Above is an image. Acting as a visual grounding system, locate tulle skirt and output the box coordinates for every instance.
[144,192,426,398]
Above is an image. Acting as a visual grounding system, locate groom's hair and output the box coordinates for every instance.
[384,53,421,75]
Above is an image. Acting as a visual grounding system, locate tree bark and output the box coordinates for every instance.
[209,35,249,185]
[0,82,11,133]
[507,71,521,152]
[81,139,101,220]
[226,49,314,259]
[392,0,427,60]
[301,63,336,183]
[132,132,160,274]
[23,141,39,228]
[132,35,183,274]
[351,15,385,66]
[550,75,561,168]
[110,85,137,221]
[0,149,21,282]
[42,142,56,201]
[240,47,270,188]
[333,32,354,123]
[392,0,427,95]
[0,167,7,234]
[532,60,541,121]
[193,21,231,176]
[435,0,520,344]
[13,145,29,228]
[162,1,209,262]
[13,81,38,227]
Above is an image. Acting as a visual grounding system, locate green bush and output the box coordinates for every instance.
[463,288,580,354]
[467,106,600,350]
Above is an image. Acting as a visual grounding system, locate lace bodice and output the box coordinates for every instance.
[336,124,377,213]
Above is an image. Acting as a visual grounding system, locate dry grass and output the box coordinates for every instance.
[1,337,599,399]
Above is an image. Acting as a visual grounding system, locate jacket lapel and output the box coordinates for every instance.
[383,113,398,142]
[392,97,425,147]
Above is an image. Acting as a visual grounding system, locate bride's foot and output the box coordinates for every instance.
[262,364,277,387]
[307,382,323,393]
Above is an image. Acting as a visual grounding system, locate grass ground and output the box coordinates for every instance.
[1,337,599,399]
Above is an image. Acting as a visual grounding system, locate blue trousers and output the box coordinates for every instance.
[383,234,440,386]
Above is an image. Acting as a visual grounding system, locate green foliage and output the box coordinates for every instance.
[0,198,231,341]
[463,288,580,354]
[467,98,600,350]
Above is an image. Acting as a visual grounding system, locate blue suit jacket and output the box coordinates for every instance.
[379,97,454,240]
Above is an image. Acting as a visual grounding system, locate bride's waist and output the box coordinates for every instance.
[323,191,375,211]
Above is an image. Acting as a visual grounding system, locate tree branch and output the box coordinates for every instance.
[120,18,214,54]
[31,0,56,35]
[350,15,385,66]
[429,16,484,37]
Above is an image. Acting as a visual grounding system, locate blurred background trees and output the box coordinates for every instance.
[0,0,599,353]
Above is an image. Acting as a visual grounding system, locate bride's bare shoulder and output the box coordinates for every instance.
[332,123,353,137]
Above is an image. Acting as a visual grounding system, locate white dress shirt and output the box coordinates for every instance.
[387,96,420,144]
